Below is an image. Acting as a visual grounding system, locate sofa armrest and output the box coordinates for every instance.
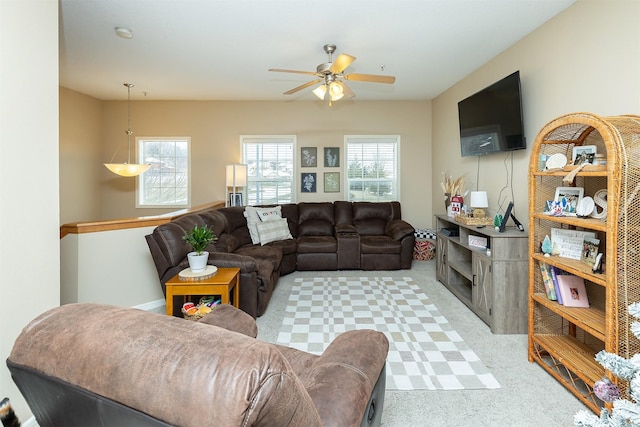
[206,251,258,274]
[198,304,258,338]
[385,219,414,241]
[303,330,389,427]
[335,224,357,235]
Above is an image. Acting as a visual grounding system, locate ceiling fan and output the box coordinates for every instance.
[269,44,396,106]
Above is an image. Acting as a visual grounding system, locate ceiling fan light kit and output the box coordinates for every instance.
[270,43,395,106]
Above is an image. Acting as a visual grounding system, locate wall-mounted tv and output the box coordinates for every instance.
[458,71,525,157]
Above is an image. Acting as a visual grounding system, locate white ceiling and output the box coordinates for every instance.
[59,0,575,101]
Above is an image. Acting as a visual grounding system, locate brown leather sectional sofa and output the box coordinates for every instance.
[146,201,415,318]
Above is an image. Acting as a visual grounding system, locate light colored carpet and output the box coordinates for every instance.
[276,276,500,390]
[257,262,591,426]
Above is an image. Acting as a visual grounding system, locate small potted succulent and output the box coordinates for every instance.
[182,224,217,272]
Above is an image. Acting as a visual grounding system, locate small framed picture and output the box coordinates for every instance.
[324,172,340,192]
[324,147,340,167]
[301,147,317,167]
[554,186,584,215]
[229,192,243,207]
[572,145,597,165]
[301,173,316,192]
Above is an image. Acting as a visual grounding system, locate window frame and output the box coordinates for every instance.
[241,135,296,206]
[136,136,191,208]
[344,135,400,202]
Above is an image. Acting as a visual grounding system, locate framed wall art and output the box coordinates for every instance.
[324,172,340,193]
[324,147,340,167]
[301,147,317,167]
[301,173,316,192]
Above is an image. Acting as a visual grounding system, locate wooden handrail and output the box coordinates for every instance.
[60,201,226,238]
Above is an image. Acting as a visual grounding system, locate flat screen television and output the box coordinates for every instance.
[458,71,525,157]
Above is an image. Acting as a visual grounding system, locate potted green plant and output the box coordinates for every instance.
[182,224,217,272]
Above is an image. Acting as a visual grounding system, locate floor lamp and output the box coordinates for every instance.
[226,164,247,207]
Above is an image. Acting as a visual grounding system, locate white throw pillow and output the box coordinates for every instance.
[255,206,282,222]
[243,206,262,244]
[257,218,293,245]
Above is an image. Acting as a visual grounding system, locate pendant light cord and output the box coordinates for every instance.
[126,83,133,164]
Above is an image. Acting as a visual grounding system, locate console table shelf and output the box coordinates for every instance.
[436,214,528,334]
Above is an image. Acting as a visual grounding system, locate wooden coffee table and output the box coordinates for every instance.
[165,267,240,316]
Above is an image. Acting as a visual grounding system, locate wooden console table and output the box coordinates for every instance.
[435,214,528,334]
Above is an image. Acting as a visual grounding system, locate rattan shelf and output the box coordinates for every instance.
[531,293,605,341]
[531,253,606,287]
[528,113,640,414]
[531,334,605,412]
[530,213,608,233]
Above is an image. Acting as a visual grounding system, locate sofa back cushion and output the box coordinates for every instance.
[151,214,207,266]
[352,202,393,236]
[219,206,253,247]
[334,200,353,225]
[298,202,335,237]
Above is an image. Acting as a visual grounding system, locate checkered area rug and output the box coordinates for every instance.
[276,276,500,391]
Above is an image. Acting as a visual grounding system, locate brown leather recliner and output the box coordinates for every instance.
[7,304,389,427]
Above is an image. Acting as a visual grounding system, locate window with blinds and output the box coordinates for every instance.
[345,135,399,202]
[242,135,296,205]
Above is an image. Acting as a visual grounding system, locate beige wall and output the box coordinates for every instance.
[59,87,103,224]
[60,97,433,229]
[1,0,60,420]
[432,0,640,230]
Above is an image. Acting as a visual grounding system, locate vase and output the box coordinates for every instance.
[444,193,451,211]
[187,251,209,272]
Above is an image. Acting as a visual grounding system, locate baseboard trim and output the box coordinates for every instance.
[132,299,165,311]
[22,416,38,427]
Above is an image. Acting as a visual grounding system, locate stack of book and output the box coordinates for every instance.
[539,263,589,308]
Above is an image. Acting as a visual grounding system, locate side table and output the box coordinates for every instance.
[165,267,240,316]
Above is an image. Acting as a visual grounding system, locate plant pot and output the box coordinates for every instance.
[187,251,209,272]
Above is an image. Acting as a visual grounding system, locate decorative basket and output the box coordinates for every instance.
[413,239,435,261]
[181,296,220,321]
[454,214,493,226]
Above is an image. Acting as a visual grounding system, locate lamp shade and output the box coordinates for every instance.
[226,164,247,187]
[470,191,489,208]
[104,163,150,177]
[312,85,327,100]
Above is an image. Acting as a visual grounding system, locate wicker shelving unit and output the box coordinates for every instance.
[528,113,640,413]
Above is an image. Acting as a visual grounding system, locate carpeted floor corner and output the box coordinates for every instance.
[276,276,500,390]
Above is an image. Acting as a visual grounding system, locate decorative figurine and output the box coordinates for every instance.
[541,235,553,257]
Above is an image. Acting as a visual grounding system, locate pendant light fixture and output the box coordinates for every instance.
[104,83,150,177]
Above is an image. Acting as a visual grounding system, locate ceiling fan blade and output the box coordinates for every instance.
[283,79,322,95]
[330,53,356,74]
[269,68,318,76]
[344,73,396,84]
[340,81,355,99]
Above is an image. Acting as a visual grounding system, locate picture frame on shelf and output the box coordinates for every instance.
[324,172,340,193]
[572,145,597,165]
[581,237,600,267]
[324,147,340,167]
[301,147,317,167]
[301,172,316,192]
[229,192,242,207]
[554,186,584,215]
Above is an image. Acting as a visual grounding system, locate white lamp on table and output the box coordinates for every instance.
[470,191,489,218]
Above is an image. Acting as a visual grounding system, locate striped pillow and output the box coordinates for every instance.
[257,218,292,245]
